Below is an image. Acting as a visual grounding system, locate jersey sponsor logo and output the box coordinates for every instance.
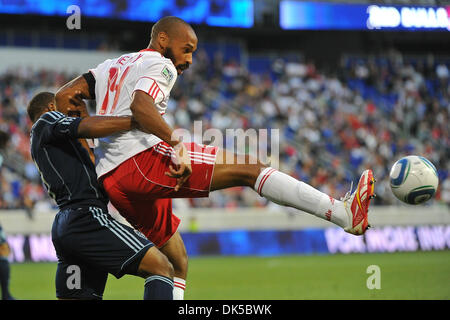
[161,65,174,83]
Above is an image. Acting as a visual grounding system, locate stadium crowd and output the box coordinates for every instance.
[0,50,449,213]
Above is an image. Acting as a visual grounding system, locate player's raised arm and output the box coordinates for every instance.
[55,74,93,117]
[130,90,192,191]
[54,73,97,164]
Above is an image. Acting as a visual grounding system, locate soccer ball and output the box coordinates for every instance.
[389,155,439,205]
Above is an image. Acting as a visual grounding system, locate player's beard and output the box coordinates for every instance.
[164,47,189,73]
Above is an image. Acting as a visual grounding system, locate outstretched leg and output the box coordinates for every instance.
[210,149,264,190]
[211,149,375,235]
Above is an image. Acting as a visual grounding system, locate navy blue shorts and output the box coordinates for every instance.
[51,205,154,299]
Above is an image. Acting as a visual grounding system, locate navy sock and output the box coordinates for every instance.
[143,275,173,300]
[0,259,13,300]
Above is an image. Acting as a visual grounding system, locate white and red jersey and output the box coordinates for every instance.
[89,49,178,179]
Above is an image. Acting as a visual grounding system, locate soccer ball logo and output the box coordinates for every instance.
[389,155,439,205]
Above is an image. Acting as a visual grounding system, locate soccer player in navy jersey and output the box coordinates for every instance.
[27,92,174,300]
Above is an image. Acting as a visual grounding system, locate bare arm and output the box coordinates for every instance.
[130,90,180,146]
[130,90,192,191]
[54,75,97,164]
[55,75,91,118]
[77,116,136,138]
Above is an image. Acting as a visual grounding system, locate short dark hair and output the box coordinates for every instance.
[27,92,55,122]
[151,16,191,40]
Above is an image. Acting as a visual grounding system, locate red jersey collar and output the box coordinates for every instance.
[139,48,162,56]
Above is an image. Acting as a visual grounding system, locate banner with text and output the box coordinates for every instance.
[280,1,450,31]
[4,225,449,263]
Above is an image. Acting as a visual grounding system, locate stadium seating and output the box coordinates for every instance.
[0,50,448,210]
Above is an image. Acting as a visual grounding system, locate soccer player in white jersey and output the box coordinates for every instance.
[55,16,376,300]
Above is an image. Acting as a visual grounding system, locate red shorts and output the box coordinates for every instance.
[101,141,218,247]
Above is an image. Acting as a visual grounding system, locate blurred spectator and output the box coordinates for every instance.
[0,68,79,211]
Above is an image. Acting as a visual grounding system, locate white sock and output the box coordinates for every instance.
[173,277,186,300]
[254,167,348,228]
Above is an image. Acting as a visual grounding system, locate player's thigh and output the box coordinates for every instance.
[211,148,266,190]
[56,206,154,279]
[55,258,107,300]
[159,231,188,278]
[109,196,180,249]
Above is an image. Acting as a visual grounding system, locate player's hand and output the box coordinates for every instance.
[65,89,89,118]
[165,142,192,192]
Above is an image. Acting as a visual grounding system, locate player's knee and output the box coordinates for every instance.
[138,247,174,279]
[173,250,188,275]
[232,155,265,185]
[162,257,175,279]
[159,232,189,278]
[243,158,267,186]
[153,252,174,279]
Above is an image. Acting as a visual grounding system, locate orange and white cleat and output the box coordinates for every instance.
[341,169,376,235]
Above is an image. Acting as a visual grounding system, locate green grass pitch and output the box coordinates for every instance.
[8,251,450,300]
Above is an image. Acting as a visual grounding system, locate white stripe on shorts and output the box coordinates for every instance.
[92,207,145,251]
[155,144,216,164]
[89,207,144,252]
[187,150,216,160]
[187,153,216,164]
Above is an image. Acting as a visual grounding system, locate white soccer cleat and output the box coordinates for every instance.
[341,169,376,235]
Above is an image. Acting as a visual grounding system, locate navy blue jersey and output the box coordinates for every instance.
[30,111,108,209]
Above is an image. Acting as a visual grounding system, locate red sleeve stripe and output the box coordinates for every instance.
[148,81,161,100]
[151,88,160,100]
[147,81,156,95]
[137,76,165,101]
[257,168,276,195]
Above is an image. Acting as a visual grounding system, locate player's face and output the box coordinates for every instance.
[165,27,197,75]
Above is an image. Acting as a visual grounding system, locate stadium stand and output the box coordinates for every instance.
[0,47,448,212]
